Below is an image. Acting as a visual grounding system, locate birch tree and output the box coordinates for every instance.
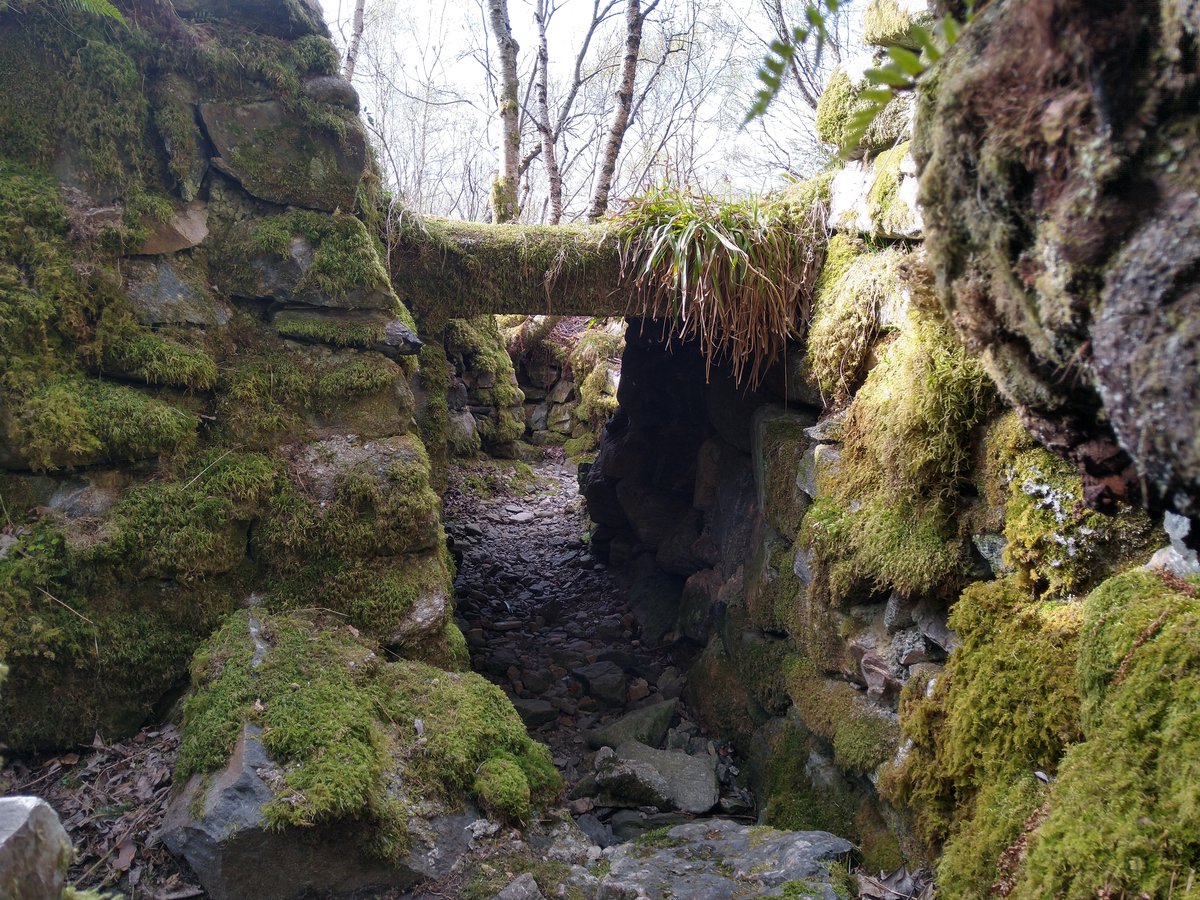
[485,0,521,222]
[587,0,661,223]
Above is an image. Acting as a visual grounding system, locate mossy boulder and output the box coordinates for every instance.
[219,211,397,309]
[0,451,279,750]
[915,0,1200,523]
[201,100,366,212]
[164,610,562,899]
[174,0,330,39]
[862,0,934,49]
[816,66,912,156]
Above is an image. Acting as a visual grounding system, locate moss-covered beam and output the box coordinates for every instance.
[390,218,633,330]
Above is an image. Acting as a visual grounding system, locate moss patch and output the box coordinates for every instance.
[785,657,898,775]
[1003,447,1156,600]
[801,302,994,605]
[879,576,1083,889]
[178,610,562,858]
[805,241,904,402]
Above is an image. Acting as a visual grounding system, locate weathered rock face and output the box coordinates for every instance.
[0,797,73,900]
[201,100,368,212]
[916,0,1200,529]
[0,0,449,757]
[579,820,854,899]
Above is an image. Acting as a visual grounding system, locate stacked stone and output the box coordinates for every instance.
[0,3,506,895]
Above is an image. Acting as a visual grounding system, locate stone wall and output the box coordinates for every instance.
[584,5,1199,891]
[0,3,564,892]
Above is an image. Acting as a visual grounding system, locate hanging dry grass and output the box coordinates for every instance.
[610,180,828,386]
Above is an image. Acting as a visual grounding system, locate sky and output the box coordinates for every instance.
[314,0,863,220]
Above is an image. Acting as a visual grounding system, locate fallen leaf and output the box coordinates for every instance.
[115,836,135,871]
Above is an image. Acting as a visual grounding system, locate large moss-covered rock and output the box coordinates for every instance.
[915,0,1200,526]
[201,100,367,212]
[174,0,330,39]
[163,611,562,900]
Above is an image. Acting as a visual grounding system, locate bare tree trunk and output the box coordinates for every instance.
[486,0,521,223]
[534,0,563,224]
[342,0,366,82]
[587,0,658,223]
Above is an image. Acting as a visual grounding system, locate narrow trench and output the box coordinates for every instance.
[442,452,753,846]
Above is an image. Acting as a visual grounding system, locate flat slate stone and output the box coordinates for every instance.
[588,699,676,750]
[614,740,719,814]
[571,661,627,705]
[596,819,853,899]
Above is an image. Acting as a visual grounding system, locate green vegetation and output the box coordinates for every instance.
[257,437,441,567]
[459,853,580,900]
[863,0,930,47]
[473,754,532,825]
[886,570,1200,897]
[785,657,898,774]
[801,302,994,604]
[273,309,389,348]
[1004,447,1155,600]
[227,211,396,307]
[178,611,562,858]
[10,375,197,470]
[445,316,525,445]
[611,180,828,386]
[865,142,915,234]
[569,325,623,432]
[805,239,903,401]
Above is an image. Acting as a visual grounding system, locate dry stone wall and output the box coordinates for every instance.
[583,4,1199,892]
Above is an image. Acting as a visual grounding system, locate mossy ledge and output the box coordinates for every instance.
[391,217,628,329]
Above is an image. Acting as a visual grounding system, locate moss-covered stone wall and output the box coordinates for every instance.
[0,1,455,761]
[915,0,1200,531]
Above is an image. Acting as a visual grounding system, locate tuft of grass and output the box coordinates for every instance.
[611,179,827,386]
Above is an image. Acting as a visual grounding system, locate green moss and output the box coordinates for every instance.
[214,352,313,447]
[1010,571,1200,898]
[416,341,451,492]
[392,216,622,331]
[180,611,562,859]
[0,11,156,191]
[881,577,1084,886]
[684,638,766,754]
[805,242,904,401]
[100,326,217,390]
[866,142,915,235]
[273,309,388,348]
[459,854,579,900]
[451,458,538,498]
[816,69,860,149]
[9,375,197,470]
[257,436,440,573]
[474,755,533,825]
[863,0,931,48]
[271,552,451,647]
[567,324,623,433]
[1004,447,1157,600]
[785,656,898,774]
[80,450,278,579]
[234,211,395,306]
[938,773,1047,899]
[0,519,244,750]
[802,304,994,604]
[562,433,598,459]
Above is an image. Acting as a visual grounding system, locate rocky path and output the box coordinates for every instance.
[443,453,755,845]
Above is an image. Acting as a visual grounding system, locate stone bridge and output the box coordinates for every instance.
[390,218,637,329]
